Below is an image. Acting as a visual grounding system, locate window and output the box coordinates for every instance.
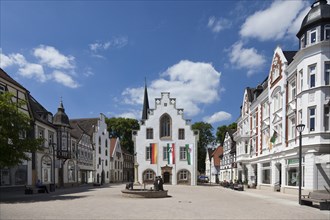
[98,136,101,145]
[310,28,317,44]
[288,117,296,140]
[105,149,108,156]
[99,146,101,154]
[105,139,108,148]
[38,127,45,147]
[262,162,271,184]
[298,110,303,125]
[0,84,5,94]
[244,141,248,154]
[325,62,330,85]
[324,106,330,131]
[179,170,188,180]
[144,170,154,181]
[163,146,168,160]
[299,69,303,93]
[286,158,304,187]
[146,128,153,139]
[105,160,108,166]
[300,35,305,49]
[309,107,316,131]
[289,80,296,102]
[160,114,171,138]
[178,129,185,140]
[262,102,269,118]
[309,65,316,88]
[99,157,101,165]
[325,25,330,40]
[145,146,151,160]
[180,147,186,160]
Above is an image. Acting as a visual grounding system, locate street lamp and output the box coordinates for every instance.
[296,124,305,205]
[49,142,57,192]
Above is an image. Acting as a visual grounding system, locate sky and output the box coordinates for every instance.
[0,0,315,131]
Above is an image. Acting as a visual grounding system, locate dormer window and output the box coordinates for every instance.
[310,28,317,44]
[325,25,330,40]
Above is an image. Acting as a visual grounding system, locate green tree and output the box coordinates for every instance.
[0,92,42,168]
[191,122,215,173]
[216,122,237,144]
[105,117,140,154]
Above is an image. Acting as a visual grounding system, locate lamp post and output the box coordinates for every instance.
[296,124,305,205]
[49,142,56,192]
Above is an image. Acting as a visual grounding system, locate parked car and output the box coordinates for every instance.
[198,175,209,183]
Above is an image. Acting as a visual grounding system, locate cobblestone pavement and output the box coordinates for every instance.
[1,184,329,220]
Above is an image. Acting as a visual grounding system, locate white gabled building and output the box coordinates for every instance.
[110,137,123,183]
[70,114,111,185]
[133,85,199,185]
[234,0,330,194]
[220,131,237,182]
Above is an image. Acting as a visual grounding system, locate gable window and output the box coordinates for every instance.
[309,107,316,132]
[160,114,171,138]
[0,84,5,94]
[325,25,330,40]
[310,28,317,44]
[145,146,151,160]
[178,129,185,140]
[325,62,330,85]
[179,147,186,160]
[146,128,153,139]
[324,106,329,131]
[309,64,316,88]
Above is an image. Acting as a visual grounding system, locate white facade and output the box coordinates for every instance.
[133,92,199,185]
[110,138,124,183]
[93,114,111,184]
[234,0,330,194]
[220,131,237,182]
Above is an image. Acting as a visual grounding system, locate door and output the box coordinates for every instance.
[164,172,170,184]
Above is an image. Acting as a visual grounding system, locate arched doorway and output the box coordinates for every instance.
[161,165,172,184]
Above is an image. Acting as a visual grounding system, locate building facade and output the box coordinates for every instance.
[110,137,123,183]
[220,131,237,182]
[122,147,134,182]
[133,86,199,185]
[234,0,330,194]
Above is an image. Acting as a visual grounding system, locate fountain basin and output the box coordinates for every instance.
[121,189,168,198]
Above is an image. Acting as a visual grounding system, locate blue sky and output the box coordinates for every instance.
[0,0,314,130]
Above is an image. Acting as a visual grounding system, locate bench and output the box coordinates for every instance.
[301,192,330,210]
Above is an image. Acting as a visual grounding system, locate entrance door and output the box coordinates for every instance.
[164,172,170,184]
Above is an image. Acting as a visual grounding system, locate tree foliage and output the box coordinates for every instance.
[0,92,42,168]
[105,117,140,154]
[216,122,237,144]
[191,122,215,173]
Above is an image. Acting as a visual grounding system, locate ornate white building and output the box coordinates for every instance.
[234,0,330,194]
[133,85,199,185]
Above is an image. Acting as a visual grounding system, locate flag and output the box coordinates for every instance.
[167,143,175,164]
[150,143,157,164]
[185,144,193,165]
[270,131,277,144]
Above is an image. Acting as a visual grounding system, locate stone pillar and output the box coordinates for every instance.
[134,163,139,184]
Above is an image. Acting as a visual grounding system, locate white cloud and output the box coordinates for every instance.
[240,0,309,41]
[122,60,221,117]
[203,111,232,124]
[1,47,80,88]
[116,111,140,119]
[207,16,231,33]
[89,36,128,56]
[33,45,75,69]
[51,70,79,88]
[18,63,46,82]
[228,41,266,76]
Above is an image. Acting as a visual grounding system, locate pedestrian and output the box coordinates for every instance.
[36,179,49,193]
